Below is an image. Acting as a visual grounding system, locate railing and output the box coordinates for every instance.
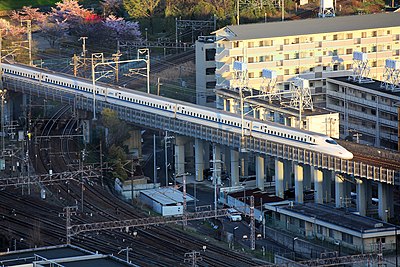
[3,74,396,184]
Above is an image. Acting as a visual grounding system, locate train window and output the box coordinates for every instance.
[325,139,338,145]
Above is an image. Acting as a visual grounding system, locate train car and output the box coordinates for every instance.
[1,63,353,160]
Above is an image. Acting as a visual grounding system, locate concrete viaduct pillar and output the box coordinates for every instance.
[294,163,304,203]
[256,154,265,191]
[314,169,324,204]
[275,158,284,199]
[335,173,345,208]
[230,149,240,187]
[194,138,204,182]
[174,136,186,175]
[356,178,367,216]
[378,182,391,222]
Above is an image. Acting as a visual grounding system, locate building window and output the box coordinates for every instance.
[206,95,216,103]
[259,56,265,62]
[284,54,289,60]
[372,61,377,67]
[284,69,289,75]
[387,30,391,35]
[295,68,299,74]
[248,72,254,78]
[387,45,391,50]
[329,229,334,238]
[248,42,254,48]
[372,31,377,37]
[205,68,216,75]
[376,237,386,244]
[284,39,289,45]
[361,47,367,53]
[346,64,352,69]
[205,48,216,61]
[346,48,352,55]
[333,34,338,40]
[248,57,254,63]
[342,233,353,244]
[371,46,377,52]
[233,41,239,48]
[206,81,216,89]
[362,32,367,38]
[309,67,314,72]
[347,33,353,39]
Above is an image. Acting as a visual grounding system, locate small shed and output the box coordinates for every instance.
[139,187,194,216]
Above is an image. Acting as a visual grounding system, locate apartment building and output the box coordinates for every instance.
[326,76,400,150]
[195,36,217,107]
[212,13,400,103]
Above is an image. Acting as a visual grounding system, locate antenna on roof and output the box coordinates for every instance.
[318,0,335,18]
[380,59,400,92]
[348,52,373,84]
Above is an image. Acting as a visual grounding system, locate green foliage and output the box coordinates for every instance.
[101,108,131,146]
[122,0,161,18]
[0,0,97,11]
[0,0,57,10]
[108,144,128,181]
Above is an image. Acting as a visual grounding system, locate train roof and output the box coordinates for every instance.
[4,63,328,137]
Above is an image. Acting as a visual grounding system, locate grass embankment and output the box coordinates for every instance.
[0,0,58,10]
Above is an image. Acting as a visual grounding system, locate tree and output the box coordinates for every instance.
[101,0,123,16]
[39,20,68,48]
[101,108,130,146]
[10,6,46,25]
[123,0,161,18]
[103,15,141,41]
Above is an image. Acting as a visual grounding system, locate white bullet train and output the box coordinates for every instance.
[1,63,353,160]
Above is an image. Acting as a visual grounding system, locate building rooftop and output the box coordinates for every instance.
[328,76,400,98]
[140,187,194,205]
[0,245,134,267]
[216,88,335,117]
[269,202,395,234]
[216,13,400,40]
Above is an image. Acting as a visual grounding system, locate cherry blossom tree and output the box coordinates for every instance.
[103,15,141,41]
[10,6,46,25]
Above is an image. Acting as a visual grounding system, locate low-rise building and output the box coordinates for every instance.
[263,202,397,253]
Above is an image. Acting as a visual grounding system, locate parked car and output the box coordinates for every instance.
[227,208,242,222]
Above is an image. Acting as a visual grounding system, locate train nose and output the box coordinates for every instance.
[339,150,354,160]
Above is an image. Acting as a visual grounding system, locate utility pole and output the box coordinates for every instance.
[21,20,32,66]
[184,251,202,267]
[79,37,88,77]
[113,50,122,83]
[250,195,255,250]
[157,77,163,96]
[237,0,240,25]
[61,206,78,245]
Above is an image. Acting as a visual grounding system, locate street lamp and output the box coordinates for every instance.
[164,132,175,186]
[118,247,133,263]
[293,237,298,253]
[233,226,239,250]
[0,89,6,156]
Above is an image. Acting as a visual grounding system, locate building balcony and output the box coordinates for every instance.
[247,46,277,54]
[321,39,355,48]
[215,63,230,76]
[380,132,398,142]
[247,61,276,69]
[282,59,300,67]
[215,49,229,62]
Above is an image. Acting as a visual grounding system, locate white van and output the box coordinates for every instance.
[227,208,242,222]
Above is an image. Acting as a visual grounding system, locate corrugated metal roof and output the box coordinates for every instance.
[216,13,400,40]
[140,187,194,205]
